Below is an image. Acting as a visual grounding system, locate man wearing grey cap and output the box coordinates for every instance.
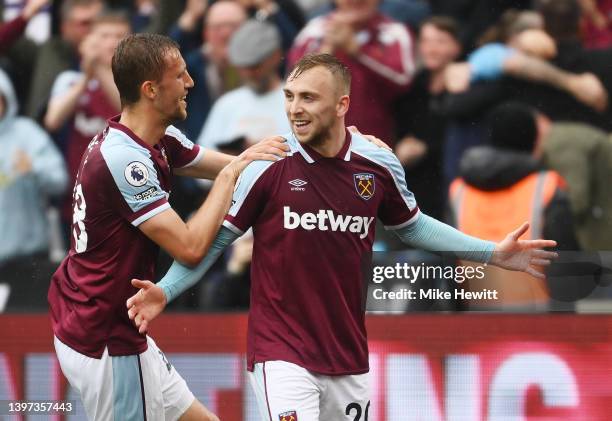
[196,19,290,152]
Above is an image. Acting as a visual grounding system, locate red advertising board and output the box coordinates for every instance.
[1,314,612,420]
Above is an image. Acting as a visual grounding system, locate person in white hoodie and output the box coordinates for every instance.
[0,68,68,311]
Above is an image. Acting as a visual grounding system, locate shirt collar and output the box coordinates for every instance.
[289,128,353,164]
[107,115,163,154]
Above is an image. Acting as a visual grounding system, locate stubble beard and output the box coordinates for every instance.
[302,118,334,149]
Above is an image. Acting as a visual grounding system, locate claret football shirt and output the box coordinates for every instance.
[48,117,203,358]
[224,130,419,375]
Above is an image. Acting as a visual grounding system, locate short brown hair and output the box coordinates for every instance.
[112,34,179,106]
[288,53,351,95]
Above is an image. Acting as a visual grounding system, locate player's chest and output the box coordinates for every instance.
[268,161,382,217]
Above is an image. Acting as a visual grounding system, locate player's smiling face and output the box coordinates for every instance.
[153,49,194,123]
[284,66,345,146]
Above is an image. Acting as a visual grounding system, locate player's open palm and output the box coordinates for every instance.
[127,279,167,334]
[490,222,558,279]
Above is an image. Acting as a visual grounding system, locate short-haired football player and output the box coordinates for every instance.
[48,34,288,421]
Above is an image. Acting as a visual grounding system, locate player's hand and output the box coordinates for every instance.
[225,136,288,181]
[490,222,558,279]
[347,126,392,151]
[126,279,167,334]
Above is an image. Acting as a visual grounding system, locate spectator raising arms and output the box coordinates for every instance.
[44,13,130,231]
[0,67,67,311]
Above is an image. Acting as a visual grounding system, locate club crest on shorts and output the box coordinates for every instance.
[354,173,375,200]
[279,410,298,421]
[124,161,149,187]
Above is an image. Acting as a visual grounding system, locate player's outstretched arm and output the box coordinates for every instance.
[394,214,557,275]
[174,136,289,179]
[127,226,240,333]
[489,222,558,279]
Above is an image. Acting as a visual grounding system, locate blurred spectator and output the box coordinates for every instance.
[536,113,612,250]
[0,68,67,311]
[170,0,301,57]
[197,20,289,151]
[288,0,416,145]
[237,0,305,51]
[378,0,430,29]
[429,0,532,52]
[580,0,612,49]
[440,9,611,186]
[0,0,50,54]
[536,0,612,118]
[308,0,431,30]
[172,0,247,140]
[129,0,157,32]
[43,12,129,231]
[26,0,103,119]
[394,16,462,220]
[448,102,579,310]
[445,10,608,113]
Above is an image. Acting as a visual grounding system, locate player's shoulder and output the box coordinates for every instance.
[164,125,196,150]
[100,127,154,169]
[350,133,406,181]
[236,132,294,186]
[350,133,398,165]
[240,155,283,183]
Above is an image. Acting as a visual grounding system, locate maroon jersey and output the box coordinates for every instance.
[48,117,203,358]
[223,131,419,375]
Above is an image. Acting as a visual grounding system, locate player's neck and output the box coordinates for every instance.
[309,123,346,158]
[119,106,167,147]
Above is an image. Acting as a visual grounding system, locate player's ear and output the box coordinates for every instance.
[141,81,157,100]
[336,95,350,117]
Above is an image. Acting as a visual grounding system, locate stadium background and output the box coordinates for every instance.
[3,314,612,419]
[3,0,612,419]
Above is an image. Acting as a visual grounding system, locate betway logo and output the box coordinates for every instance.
[283,206,374,239]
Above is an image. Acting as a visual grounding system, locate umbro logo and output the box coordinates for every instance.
[289,179,307,191]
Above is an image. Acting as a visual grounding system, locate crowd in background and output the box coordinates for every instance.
[2,0,612,313]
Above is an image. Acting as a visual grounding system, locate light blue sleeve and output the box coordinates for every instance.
[468,43,515,82]
[101,134,169,225]
[393,213,496,263]
[157,226,240,302]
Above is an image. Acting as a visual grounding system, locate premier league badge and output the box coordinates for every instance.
[279,411,298,421]
[354,173,375,200]
[124,161,149,187]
